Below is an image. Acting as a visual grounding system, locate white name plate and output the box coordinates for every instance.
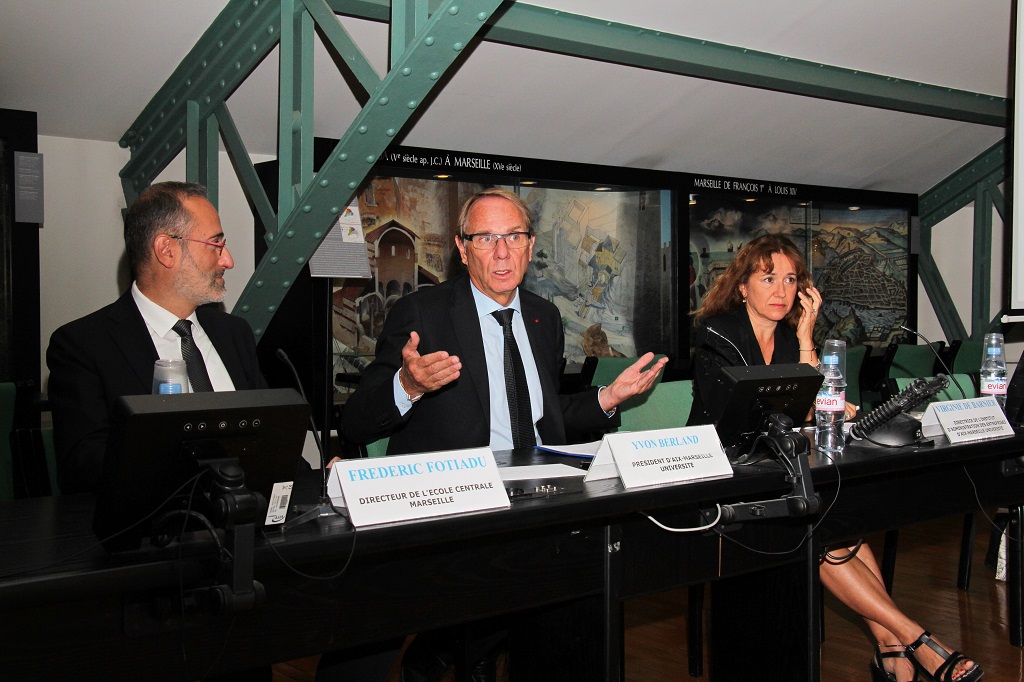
[327,447,510,527]
[920,397,1015,443]
[583,426,733,488]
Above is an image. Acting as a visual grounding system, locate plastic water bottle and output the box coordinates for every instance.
[980,332,1008,410]
[815,344,847,453]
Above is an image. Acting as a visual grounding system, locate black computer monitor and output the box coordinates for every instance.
[93,388,310,551]
[1005,351,1024,428]
[710,363,824,457]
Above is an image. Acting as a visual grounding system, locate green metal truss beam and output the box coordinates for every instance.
[302,0,381,94]
[122,0,1008,342]
[214,102,279,239]
[918,140,1008,341]
[234,0,504,338]
[919,141,1006,229]
[119,0,283,204]
[329,0,1006,127]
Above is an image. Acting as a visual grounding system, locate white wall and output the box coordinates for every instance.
[38,135,271,388]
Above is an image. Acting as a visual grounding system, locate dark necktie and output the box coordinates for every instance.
[172,319,214,392]
[491,309,536,449]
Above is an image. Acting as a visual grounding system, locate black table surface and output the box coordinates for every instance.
[2,432,1022,682]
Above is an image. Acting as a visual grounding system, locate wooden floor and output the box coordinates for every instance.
[273,513,1024,681]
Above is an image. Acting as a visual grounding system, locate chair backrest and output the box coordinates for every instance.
[582,355,668,388]
[41,427,59,495]
[618,380,693,432]
[951,339,984,375]
[365,436,390,458]
[0,383,15,502]
[845,345,868,407]
[888,373,978,405]
[884,342,944,379]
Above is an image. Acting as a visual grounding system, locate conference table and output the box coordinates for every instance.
[0,431,1021,681]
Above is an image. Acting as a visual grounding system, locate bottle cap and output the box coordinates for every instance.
[823,354,839,365]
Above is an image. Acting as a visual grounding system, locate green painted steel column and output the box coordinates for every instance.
[391,0,428,66]
[972,183,994,337]
[186,100,220,207]
[277,0,315,227]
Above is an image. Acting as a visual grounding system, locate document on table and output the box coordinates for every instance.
[499,464,587,480]
[535,440,602,458]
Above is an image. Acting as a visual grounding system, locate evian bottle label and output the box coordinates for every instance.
[815,390,846,412]
[981,378,1008,395]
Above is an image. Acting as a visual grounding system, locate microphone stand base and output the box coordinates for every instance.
[284,497,346,530]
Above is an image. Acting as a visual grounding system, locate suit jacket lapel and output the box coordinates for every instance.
[105,291,160,391]
[449,278,490,420]
[521,293,558,410]
[198,307,248,389]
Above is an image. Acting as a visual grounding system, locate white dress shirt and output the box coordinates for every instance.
[131,282,236,392]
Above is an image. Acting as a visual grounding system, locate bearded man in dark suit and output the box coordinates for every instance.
[47,181,266,494]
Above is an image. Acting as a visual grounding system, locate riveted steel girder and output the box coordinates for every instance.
[119,0,283,204]
[234,0,503,338]
[329,0,1007,127]
[919,141,1007,229]
[918,140,1008,341]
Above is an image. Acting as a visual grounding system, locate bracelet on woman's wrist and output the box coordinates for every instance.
[799,348,815,352]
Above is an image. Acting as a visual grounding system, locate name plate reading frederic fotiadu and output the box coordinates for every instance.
[327,448,510,527]
[584,426,733,488]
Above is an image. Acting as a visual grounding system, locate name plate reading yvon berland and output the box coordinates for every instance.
[584,426,733,488]
[327,448,510,527]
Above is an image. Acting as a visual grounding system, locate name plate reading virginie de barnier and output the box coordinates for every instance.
[327,447,509,527]
[920,397,1015,444]
[583,425,733,488]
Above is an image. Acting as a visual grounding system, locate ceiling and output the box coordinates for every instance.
[0,0,1012,195]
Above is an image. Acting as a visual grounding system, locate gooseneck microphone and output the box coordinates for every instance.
[705,325,749,366]
[898,325,967,399]
[276,348,329,502]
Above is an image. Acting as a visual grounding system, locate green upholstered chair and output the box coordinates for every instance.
[365,436,390,458]
[0,383,14,501]
[885,373,978,404]
[882,341,944,380]
[845,345,868,409]
[41,427,59,496]
[581,355,668,388]
[617,380,693,432]
[951,339,984,375]
[618,380,703,675]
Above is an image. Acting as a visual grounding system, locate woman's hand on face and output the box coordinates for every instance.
[795,286,822,341]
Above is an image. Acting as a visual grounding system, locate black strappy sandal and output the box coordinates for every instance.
[871,644,917,682]
[906,631,983,682]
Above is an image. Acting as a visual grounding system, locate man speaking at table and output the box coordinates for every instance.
[340,187,666,681]
[341,187,666,456]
